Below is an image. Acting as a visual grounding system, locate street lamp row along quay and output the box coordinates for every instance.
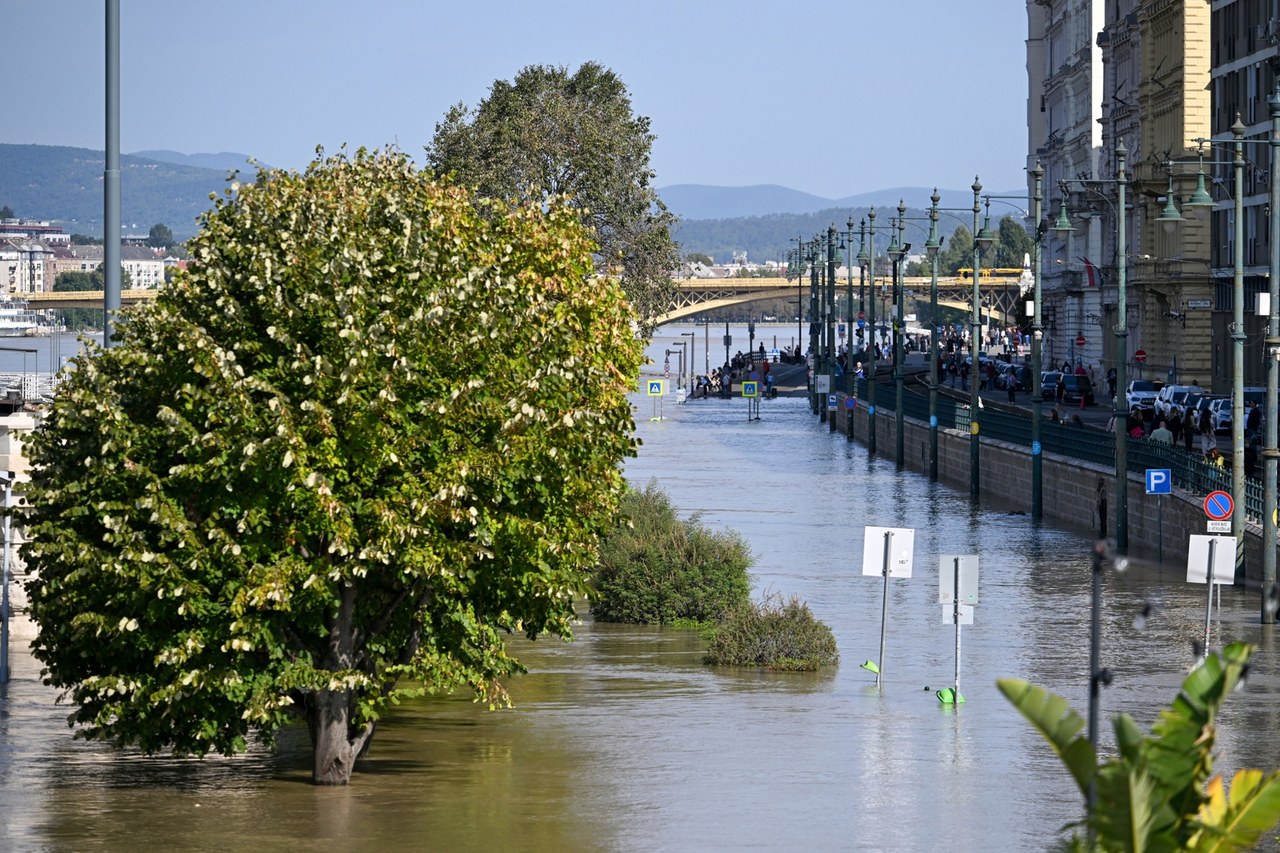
[1149,111,1278,616]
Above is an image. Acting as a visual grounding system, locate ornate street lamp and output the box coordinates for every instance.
[1160,116,1262,595]
[889,200,912,467]
[865,210,878,454]
[1031,163,1045,519]
[970,178,996,500]
[925,190,943,480]
[1054,142,1129,550]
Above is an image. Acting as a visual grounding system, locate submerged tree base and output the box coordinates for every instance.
[704,593,838,671]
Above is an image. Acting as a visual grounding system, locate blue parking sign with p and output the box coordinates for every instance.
[1145,468,1171,495]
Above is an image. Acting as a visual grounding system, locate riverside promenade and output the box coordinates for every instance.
[706,350,1275,585]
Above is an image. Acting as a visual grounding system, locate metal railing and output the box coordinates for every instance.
[848,381,1263,520]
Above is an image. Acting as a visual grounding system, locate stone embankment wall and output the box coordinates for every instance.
[834,397,1275,582]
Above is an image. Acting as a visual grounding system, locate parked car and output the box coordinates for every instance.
[1154,384,1196,421]
[1208,397,1233,433]
[1041,371,1096,405]
[1125,379,1158,412]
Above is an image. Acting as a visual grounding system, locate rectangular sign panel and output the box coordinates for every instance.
[815,375,831,393]
[862,526,915,578]
[1145,469,1171,495]
[942,603,974,625]
[1187,534,1236,584]
[646,380,665,397]
[1206,520,1232,533]
[938,555,979,605]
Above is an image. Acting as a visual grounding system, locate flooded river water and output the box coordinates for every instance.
[3,328,1280,851]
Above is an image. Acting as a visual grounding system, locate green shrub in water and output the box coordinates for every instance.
[705,593,839,671]
[591,483,751,624]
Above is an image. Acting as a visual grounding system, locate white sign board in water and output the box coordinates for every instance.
[942,603,974,625]
[1187,535,1236,584]
[938,555,979,605]
[861,527,915,578]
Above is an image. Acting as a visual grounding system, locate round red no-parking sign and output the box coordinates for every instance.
[1204,490,1234,521]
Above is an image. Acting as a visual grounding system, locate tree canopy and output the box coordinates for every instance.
[147,222,174,249]
[22,147,644,785]
[426,62,678,328]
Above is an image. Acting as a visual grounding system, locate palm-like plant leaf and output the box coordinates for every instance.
[1189,769,1280,852]
[997,677,1097,794]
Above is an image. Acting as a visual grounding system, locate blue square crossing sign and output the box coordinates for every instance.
[741,381,758,398]
[646,380,665,397]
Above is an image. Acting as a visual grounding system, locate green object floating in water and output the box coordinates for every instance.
[936,688,966,704]
[860,660,880,674]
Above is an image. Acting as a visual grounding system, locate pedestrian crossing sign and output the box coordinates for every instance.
[647,380,665,397]
[742,381,759,398]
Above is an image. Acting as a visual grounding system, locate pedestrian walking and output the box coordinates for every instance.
[1199,406,1217,455]
[1168,408,1183,446]
[1182,407,1195,452]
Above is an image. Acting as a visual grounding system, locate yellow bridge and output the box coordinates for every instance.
[658,276,1030,327]
[26,290,158,310]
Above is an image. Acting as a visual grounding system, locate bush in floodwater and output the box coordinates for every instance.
[591,482,752,624]
[705,593,839,671]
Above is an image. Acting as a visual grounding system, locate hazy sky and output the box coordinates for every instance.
[7,1,1030,197]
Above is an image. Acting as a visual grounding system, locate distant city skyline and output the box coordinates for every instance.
[6,1,1030,197]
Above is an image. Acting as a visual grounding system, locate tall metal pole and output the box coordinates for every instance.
[723,320,730,388]
[0,475,10,683]
[788,235,798,366]
[970,178,983,500]
[846,217,855,396]
[104,0,121,347]
[927,190,941,480]
[1114,142,1130,552]
[1032,163,1045,519]
[858,218,867,338]
[895,201,907,467]
[827,225,838,426]
[809,242,820,415]
[1231,117,1247,582]
[1265,86,1280,624]
[867,210,878,455]
[1086,544,1104,846]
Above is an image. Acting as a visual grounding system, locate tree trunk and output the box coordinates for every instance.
[309,687,373,785]
[307,581,374,785]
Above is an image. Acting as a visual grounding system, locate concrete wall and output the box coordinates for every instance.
[835,396,1274,584]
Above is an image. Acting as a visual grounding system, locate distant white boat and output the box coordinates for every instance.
[0,300,58,337]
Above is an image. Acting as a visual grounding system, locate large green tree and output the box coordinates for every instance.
[426,62,678,328]
[993,214,1034,269]
[22,148,644,785]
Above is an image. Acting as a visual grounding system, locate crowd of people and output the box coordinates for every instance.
[1111,400,1265,478]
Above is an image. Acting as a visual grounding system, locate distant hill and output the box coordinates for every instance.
[658,183,1026,222]
[131,149,267,173]
[0,144,252,239]
[658,184,835,220]
[665,183,1030,264]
